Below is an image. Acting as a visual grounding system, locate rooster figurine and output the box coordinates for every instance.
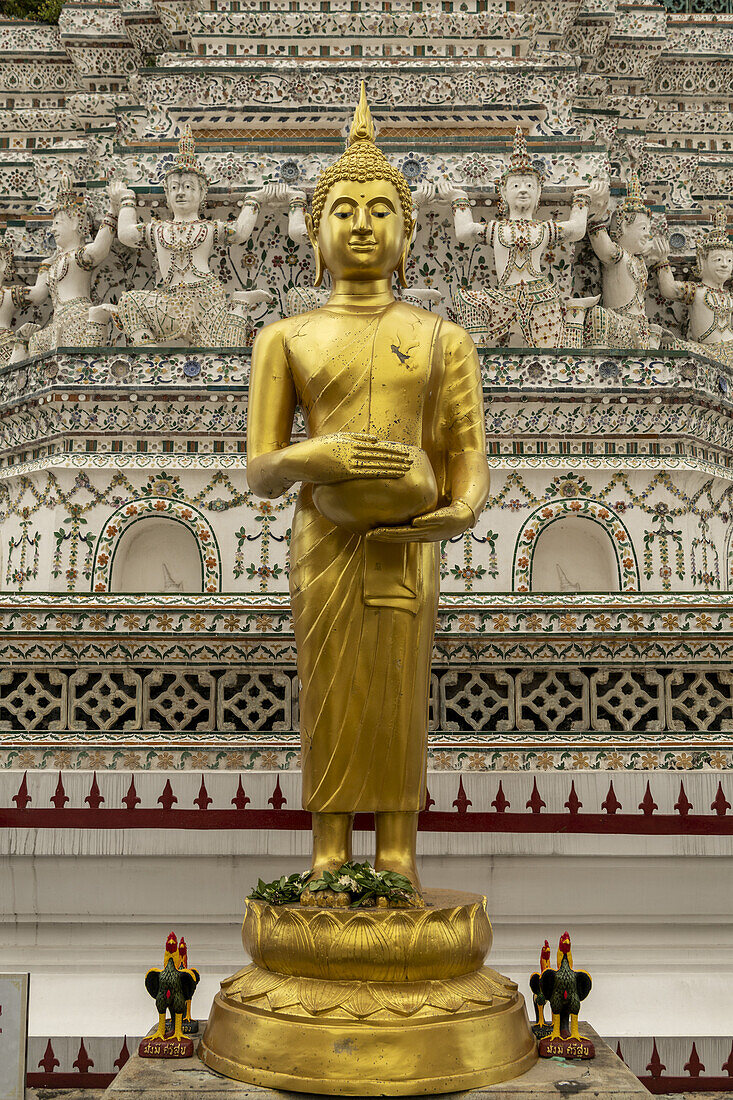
[528,939,552,1037]
[177,936,200,1035]
[537,932,594,1059]
[138,932,199,1058]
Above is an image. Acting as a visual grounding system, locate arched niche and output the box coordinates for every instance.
[531,516,619,593]
[110,517,204,593]
[513,498,639,593]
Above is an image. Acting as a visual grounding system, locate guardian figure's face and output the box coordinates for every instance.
[502,173,541,218]
[165,171,205,218]
[701,248,733,286]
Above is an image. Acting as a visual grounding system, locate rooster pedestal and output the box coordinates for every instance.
[139,932,199,1059]
[537,933,594,1060]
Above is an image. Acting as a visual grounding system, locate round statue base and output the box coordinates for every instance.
[199,889,537,1096]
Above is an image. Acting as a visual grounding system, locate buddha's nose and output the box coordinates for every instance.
[354,206,371,233]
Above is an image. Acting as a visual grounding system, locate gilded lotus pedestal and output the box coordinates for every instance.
[199,889,537,1095]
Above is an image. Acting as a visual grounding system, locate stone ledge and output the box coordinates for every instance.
[104,1025,646,1100]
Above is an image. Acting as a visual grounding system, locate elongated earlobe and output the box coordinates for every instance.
[313,249,325,287]
[398,218,415,288]
[305,213,324,287]
[398,244,410,288]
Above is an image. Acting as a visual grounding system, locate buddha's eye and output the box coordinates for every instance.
[333,209,352,219]
[372,209,390,218]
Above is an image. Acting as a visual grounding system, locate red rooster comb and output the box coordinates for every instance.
[165,932,178,952]
[559,931,571,953]
[178,937,188,965]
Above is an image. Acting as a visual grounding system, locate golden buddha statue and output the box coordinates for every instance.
[246,85,490,895]
[200,88,536,1095]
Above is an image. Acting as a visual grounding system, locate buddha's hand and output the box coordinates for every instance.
[300,433,414,484]
[369,499,474,543]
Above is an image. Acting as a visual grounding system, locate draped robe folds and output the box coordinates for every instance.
[250,301,486,813]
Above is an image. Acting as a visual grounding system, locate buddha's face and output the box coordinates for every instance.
[165,171,205,219]
[52,210,84,251]
[701,248,733,286]
[318,179,406,281]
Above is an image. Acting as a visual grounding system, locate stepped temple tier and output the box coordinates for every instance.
[2,0,733,1094]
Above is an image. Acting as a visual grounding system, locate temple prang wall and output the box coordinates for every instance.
[3,0,733,1089]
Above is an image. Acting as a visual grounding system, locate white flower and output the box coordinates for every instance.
[338,875,358,889]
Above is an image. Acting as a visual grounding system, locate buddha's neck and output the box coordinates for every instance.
[328,278,396,309]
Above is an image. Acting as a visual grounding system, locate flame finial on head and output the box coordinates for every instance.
[309,82,414,246]
[348,81,376,147]
[175,125,199,171]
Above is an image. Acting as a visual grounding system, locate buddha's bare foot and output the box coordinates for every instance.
[374,859,424,907]
[308,857,343,876]
[375,893,424,909]
[300,886,350,908]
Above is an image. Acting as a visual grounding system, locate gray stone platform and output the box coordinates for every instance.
[102,1024,648,1100]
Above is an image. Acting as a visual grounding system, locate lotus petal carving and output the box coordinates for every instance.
[451,969,509,1006]
[485,966,518,993]
[221,964,254,992]
[266,978,302,1011]
[341,982,381,1018]
[409,908,471,979]
[299,978,357,1016]
[219,964,528,1022]
[369,980,431,1017]
[240,891,492,983]
[234,964,287,1003]
[264,908,315,976]
[426,982,467,1012]
[332,912,392,980]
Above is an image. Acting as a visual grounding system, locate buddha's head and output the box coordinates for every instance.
[307,84,414,286]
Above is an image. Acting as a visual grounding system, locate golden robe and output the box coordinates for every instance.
[251,301,486,813]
